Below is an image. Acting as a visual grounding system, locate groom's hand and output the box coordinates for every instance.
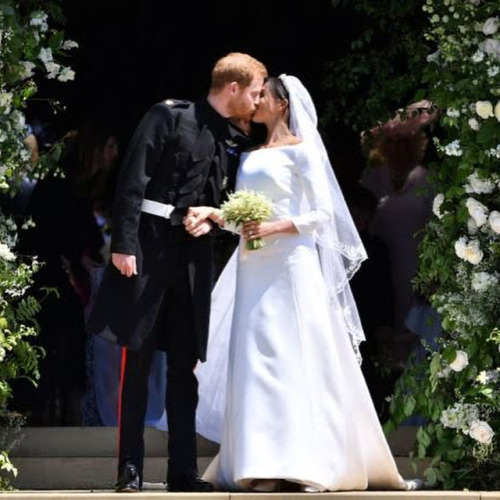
[183,206,215,237]
[112,252,137,277]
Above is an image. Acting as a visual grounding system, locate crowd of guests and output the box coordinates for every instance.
[5,100,441,426]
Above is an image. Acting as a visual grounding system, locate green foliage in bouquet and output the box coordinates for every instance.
[220,189,273,251]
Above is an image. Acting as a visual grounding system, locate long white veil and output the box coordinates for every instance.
[195,74,368,444]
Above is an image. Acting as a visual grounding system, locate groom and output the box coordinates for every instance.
[86,52,267,493]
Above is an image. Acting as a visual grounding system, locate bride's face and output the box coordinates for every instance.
[252,84,285,124]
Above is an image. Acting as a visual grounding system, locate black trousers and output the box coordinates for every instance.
[118,262,199,483]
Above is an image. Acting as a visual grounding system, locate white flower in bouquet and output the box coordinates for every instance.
[432,193,445,219]
[30,12,48,32]
[475,100,494,119]
[468,420,494,445]
[479,39,500,60]
[45,61,60,79]
[464,172,495,194]
[482,18,499,36]
[495,101,500,121]
[449,350,469,372]
[447,108,460,117]
[468,117,480,130]
[0,243,15,262]
[466,197,488,227]
[471,271,497,292]
[489,211,500,233]
[440,402,479,431]
[220,189,273,250]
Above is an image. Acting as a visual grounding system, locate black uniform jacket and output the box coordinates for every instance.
[86,98,249,361]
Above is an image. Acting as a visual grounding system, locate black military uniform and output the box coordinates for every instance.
[86,98,250,491]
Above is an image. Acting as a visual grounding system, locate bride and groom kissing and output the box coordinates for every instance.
[87,52,415,493]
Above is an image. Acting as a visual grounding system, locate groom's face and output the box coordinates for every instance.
[226,75,265,121]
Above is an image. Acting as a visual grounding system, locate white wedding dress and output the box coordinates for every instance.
[195,142,407,492]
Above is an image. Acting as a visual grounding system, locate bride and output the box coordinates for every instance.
[184,74,410,492]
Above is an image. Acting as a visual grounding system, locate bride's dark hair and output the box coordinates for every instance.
[265,76,289,103]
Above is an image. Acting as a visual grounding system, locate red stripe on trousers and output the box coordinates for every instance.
[118,347,127,456]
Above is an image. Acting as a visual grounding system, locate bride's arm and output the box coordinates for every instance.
[289,146,333,234]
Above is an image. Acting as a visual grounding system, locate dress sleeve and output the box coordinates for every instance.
[290,145,333,235]
[111,103,175,255]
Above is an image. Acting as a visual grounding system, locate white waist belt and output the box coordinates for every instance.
[141,199,175,219]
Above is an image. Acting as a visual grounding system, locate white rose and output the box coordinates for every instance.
[466,197,488,227]
[464,172,495,194]
[495,101,500,121]
[482,18,499,36]
[469,420,494,445]
[456,238,483,264]
[489,211,500,233]
[449,350,469,372]
[479,39,500,60]
[468,117,480,130]
[476,100,494,119]
[432,194,445,219]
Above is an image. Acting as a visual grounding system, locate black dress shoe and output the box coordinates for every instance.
[168,476,214,492]
[116,464,141,493]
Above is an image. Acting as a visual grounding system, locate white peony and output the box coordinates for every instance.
[0,243,15,261]
[471,272,497,292]
[464,172,495,194]
[469,421,494,445]
[479,39,500,60]
[489,211,500,233]
[482,17,499,36]
[468,117,480,130]
[455,237,483,264]
[432,193,445,219]
[466,197,488,227]
[475,100,494,119]
[495,101,500,121]
[449,350,469,372]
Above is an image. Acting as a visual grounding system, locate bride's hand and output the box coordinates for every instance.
[243,219,298,240]
[242,221,276,241]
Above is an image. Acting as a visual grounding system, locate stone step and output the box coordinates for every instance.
[0,491,496,499]
[8,426,417,458]
[9,456,427,490]
[5,426,420,490]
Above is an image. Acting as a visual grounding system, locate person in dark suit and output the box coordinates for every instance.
[86,52,267,493]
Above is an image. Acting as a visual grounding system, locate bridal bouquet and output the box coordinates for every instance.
[220,189,273,250]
